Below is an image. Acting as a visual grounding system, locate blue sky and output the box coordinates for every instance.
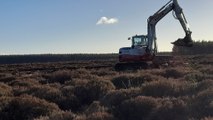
[0,0,212,54]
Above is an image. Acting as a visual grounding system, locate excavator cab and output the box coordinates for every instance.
[131,35,148,48]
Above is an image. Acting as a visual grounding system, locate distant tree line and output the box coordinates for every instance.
[172,40,213,55]
[0,54,117,64]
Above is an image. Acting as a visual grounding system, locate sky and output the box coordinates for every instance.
[0,0,212,54]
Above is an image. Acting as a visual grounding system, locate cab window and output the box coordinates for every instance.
[132,36,148,46]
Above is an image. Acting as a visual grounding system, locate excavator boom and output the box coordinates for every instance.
[171,0,193,47]
[147,0,193,54]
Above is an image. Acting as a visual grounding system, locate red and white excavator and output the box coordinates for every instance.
[115,0,193,70]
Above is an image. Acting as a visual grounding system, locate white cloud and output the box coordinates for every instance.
[96,17,118,25]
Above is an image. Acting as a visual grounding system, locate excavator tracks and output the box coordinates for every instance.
[114,62,149,71]
[114,55,174,71]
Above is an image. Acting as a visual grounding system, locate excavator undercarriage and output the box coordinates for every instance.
[114,55,173,71]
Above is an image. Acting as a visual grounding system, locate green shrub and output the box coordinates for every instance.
[0,95,60,120]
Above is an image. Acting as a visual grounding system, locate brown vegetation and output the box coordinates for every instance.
[0,54,212,120]
[173,41,213,55]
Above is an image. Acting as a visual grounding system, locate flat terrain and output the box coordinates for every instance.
[0,54,213,120]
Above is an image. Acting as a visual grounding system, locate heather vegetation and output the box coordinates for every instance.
[0,54,212,120]
[0,54,117,64]
[173,40,213,55]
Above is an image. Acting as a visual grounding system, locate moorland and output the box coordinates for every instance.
[0,53,212,120]
[1,41,213,120]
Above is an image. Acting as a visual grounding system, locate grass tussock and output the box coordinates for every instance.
[0,83,13,97]
[116,96,158,120]
[150,97,188,120]
[114,96,190,120]
[74,79,115,105]
[101,88,142,108]
[141,79,190,97]
[45,70,72,84]
[111,73,158,89]
[0,95,59,120]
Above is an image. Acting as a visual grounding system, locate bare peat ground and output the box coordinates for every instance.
[0,54,213,120]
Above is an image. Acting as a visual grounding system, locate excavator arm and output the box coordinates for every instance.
[147,0,193,54]
[172,0,193,47]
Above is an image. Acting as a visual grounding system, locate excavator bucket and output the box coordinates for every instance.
[172,34,193,47]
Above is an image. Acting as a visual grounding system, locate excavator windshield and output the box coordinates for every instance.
[132,35,148,47]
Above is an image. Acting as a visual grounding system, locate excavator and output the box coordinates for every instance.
[115,0,193,71]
